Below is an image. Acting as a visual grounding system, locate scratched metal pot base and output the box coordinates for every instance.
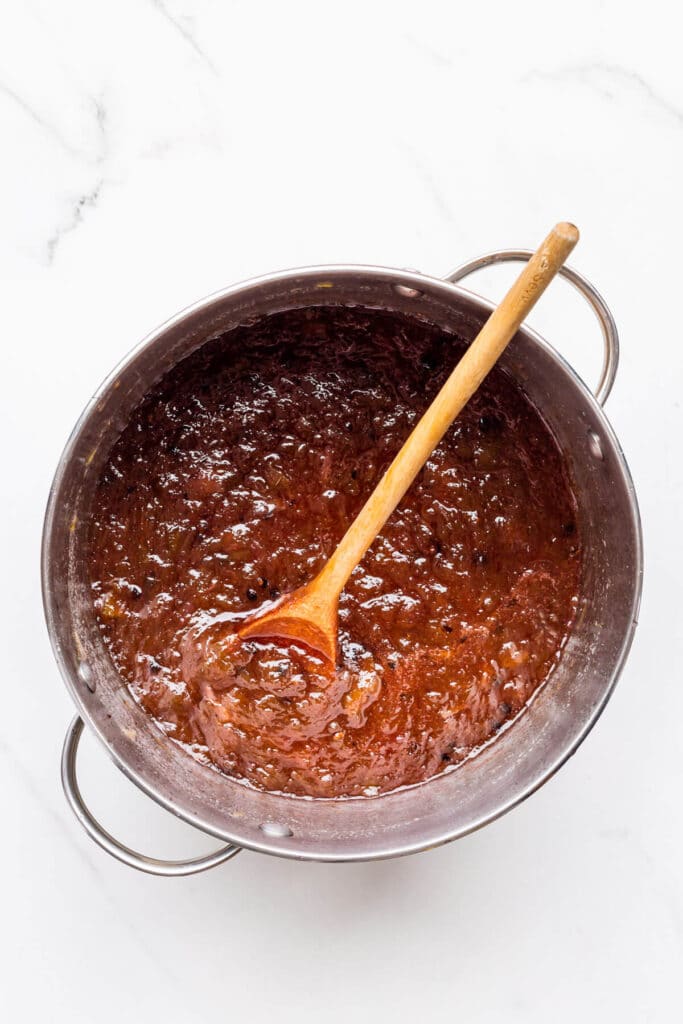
[43,256,641,874]
[89,306,581,799]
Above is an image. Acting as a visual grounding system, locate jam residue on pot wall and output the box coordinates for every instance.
[89,306,582,797]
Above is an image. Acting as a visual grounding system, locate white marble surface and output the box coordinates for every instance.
[2,1,681,1019]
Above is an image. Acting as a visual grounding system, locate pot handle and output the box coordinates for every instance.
[445,250,619,406]
[61,716,242,876]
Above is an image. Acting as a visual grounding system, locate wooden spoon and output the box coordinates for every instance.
[239,222,579,663]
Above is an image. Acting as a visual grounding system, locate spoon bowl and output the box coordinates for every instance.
[239,582,339,663]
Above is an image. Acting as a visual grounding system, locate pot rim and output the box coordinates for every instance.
[42,262,644,862]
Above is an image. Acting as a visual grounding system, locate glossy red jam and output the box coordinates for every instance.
[89,306,581,797]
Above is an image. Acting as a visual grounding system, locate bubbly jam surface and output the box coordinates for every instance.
[89,306,582,798]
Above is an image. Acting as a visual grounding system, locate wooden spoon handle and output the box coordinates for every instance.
[318,222,580,598]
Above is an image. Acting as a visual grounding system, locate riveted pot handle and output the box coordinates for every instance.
[445,250,619,406]
[61,716,242,876]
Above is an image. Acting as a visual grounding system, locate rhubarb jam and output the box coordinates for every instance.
[89,306,581,797]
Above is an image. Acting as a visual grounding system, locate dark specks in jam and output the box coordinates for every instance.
[88,305,582,798]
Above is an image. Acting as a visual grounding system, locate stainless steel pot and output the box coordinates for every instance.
[42,250,643,876]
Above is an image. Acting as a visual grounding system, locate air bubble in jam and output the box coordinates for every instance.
[88,306,582,798]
